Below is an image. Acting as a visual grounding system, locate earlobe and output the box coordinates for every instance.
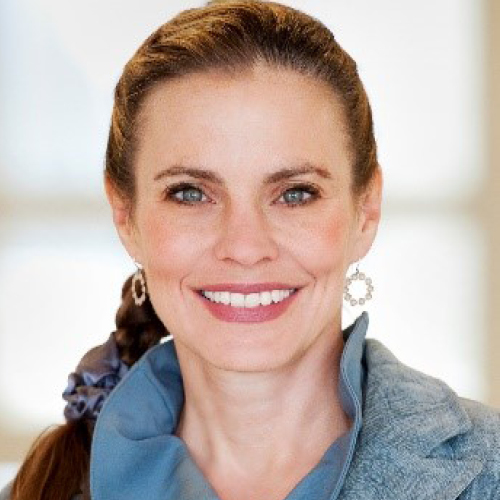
[104,175,141,261]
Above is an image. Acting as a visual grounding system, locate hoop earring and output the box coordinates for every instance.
[132,266,147,306]
[344,264,374,306]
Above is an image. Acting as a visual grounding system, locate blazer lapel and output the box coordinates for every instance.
[338,339,484,500]
[339,448,482,500]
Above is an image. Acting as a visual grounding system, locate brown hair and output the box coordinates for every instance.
[10,1,378,498]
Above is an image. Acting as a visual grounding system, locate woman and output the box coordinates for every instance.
[2,1,499,499]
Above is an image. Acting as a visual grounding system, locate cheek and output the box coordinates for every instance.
[293,208,353,277]
[138,211,204,283]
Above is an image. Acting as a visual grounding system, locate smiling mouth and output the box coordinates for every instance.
[193,285,302,323]
[197,288,298,306]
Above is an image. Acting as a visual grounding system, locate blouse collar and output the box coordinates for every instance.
[90,313,369,500]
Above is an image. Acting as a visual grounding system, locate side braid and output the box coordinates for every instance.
[9,274,167,500]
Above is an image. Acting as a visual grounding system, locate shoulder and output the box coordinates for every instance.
[360,338,500,499]
[363,337,500,446]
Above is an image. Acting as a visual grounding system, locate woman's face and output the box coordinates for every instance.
[108,63,381,372]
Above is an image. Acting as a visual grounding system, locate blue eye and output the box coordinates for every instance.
[279,185,319,207]
[163,182,320,207]
[164,183,207,204]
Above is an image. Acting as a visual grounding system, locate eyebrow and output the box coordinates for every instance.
[153,163,333,185]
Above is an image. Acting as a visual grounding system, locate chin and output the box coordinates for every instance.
[186,333,305,373]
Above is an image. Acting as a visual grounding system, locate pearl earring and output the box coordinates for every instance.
[344,264,374,306]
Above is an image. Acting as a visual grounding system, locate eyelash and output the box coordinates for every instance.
[162,182,321,208]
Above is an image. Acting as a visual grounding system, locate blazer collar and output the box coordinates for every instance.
[338,338,484,500]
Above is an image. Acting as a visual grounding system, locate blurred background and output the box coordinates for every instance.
[0,0,499,488]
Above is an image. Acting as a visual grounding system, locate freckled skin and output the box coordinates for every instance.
[110,62,381,374]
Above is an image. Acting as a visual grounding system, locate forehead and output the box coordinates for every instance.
[134,63,352,182]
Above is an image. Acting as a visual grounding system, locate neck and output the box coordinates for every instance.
[173,325,350,483]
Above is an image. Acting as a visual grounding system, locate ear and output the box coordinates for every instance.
[104,175,142,263]
[350,166,383,264]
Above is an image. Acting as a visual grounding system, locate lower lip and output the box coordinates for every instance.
[194,289,301,323]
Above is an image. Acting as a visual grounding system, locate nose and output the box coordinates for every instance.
[214,202,279,266]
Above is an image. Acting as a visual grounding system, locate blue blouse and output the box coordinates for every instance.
[88,312,368,500]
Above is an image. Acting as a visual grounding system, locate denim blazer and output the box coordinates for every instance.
[339,338,500,500]
[1,336,499,500]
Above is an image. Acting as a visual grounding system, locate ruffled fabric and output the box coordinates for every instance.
[62,332,130,421]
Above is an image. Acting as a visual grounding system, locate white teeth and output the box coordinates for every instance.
[201,289,296,308]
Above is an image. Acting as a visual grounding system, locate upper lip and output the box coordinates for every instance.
[197,283,302,293]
